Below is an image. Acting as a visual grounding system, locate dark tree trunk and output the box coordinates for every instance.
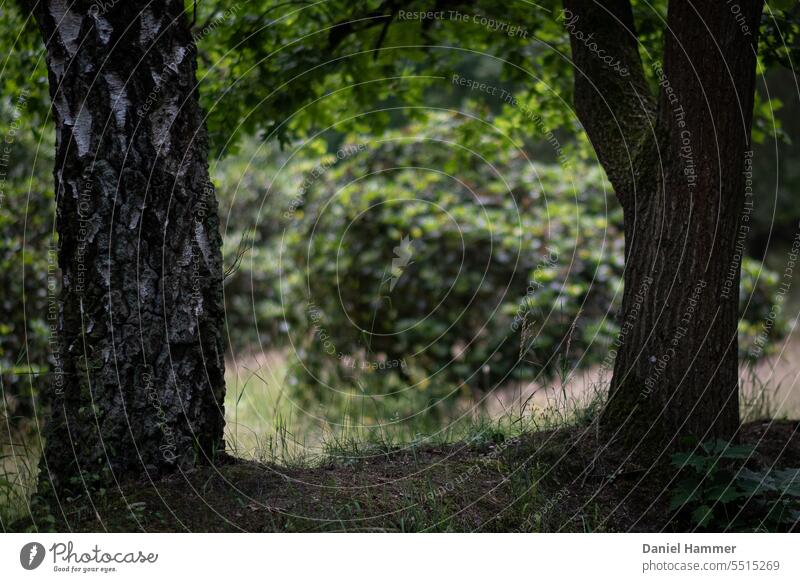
[564,0,763,452]
[33,1,226,495]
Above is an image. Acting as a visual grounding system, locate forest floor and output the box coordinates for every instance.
[10,419,800,533]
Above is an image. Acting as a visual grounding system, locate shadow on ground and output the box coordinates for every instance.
[11,421,800,533]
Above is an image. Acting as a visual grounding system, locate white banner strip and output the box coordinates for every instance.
[1,533,798,581]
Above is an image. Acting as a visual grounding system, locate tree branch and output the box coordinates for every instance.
[562,0,656,208]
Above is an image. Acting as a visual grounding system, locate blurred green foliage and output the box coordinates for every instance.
[213,113,787,422]
[0,96,55,425]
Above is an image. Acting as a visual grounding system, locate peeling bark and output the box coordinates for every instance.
[33,0,226,494]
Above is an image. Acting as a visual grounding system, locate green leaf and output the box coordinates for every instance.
[720,445,755,460]
[669,481,700,511]
[691,505,714,528]
[700,439,753,459]
[737,468,778,495]
[770,0,796,12]
[706,484,746,504]
[671,452,709,472]
[773,469,800,497]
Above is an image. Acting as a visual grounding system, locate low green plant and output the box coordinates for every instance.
[669,439,800,531]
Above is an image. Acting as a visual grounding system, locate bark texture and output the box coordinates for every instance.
[34,0,226,494]
[564,0,764,452]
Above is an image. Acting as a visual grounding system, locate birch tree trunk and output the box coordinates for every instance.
[33,0,226,494]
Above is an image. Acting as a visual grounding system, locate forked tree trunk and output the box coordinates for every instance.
[564,0,763,452]
[33,0,226,495]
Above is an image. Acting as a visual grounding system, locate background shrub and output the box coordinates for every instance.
[209,114,787,422]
